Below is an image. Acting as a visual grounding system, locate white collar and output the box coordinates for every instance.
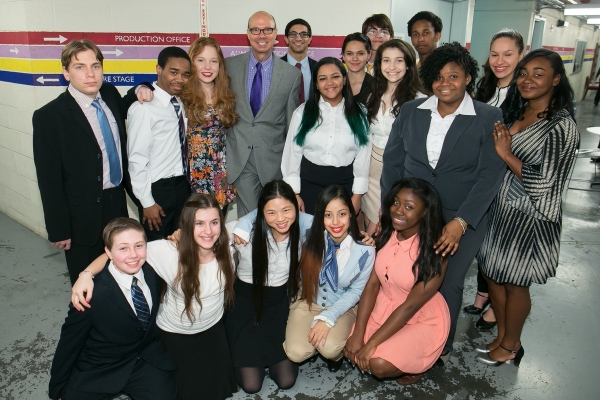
[319,97,345,109]
[417,92,476,116]
[108,261,146,290]
[152,82,180,108]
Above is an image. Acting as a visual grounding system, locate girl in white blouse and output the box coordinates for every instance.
[362,39,426,235]
[70,194,238,400]
[281,57,371,216]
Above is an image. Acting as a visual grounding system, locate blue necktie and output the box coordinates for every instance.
[250,62,263,116]
[170,97,190,181]
[91,99,121,186]
[131,277,151,330]
[320,235,341,291]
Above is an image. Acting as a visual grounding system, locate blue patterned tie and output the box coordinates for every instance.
[170,96,190,181]
[91,99,121,186]
[250,62,263,116]
[320,235,341,291]
[131,277,150,330]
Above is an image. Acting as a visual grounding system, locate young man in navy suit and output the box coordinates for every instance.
[48,218,177,400]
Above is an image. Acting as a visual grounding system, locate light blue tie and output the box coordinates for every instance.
[91,99,121,186]
[320,235,341,291]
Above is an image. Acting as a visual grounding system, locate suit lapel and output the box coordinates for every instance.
[142,263,160,320]
[102,267,141,324]
[414,108,433,170]
[65,90,100,149]
[234,53,253,118]
[435,114,475,170]
[255,57,282,119]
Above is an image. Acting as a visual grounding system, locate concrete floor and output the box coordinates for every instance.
[1,98,599,400]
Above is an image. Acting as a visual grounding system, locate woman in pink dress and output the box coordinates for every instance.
[344,177,450,385]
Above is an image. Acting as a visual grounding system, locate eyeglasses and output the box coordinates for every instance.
[366,28,391,38]
[287,32,310,39]
[248,27,275,35]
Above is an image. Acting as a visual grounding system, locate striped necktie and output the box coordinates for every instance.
[131,277,150,330]
[170,96,190,181]
[319,235,341,291]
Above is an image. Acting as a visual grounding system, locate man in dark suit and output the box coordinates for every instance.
[33,40,137,285]
[226,11,301,216]
[48,218,177,400]
[281,18,317,104]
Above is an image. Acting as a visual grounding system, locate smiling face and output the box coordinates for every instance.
[390,188,426,240]
[62,49,103,99]
[316,63,346,106]
[247,12,277,61]
[193,45,220,87]
[156,56,191,96]
[342,40,370,73]
[489,37,523,87]
[365,25,391,52]
[381,47,407,85]
[324,198,351,244]
[432,61,471,112]
[105,229,147,275]
[193,208,221,251]
[263,197,297,242]
[410,20,441,58]
[284,23,312,56]
[516,56,560,102]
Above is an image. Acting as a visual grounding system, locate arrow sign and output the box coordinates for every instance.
[37,76,60,84]
[9,47,18,55]
[103,48,123,57]
[43,35,67,44]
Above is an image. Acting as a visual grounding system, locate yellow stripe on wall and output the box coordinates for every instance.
[0,58,156,73]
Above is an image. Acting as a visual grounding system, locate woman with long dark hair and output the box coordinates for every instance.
[281,57,371,215]
[380,42,506,362]
[71,194,237,399]
[345,178,450,385]
[465,29,524,330]
[224,180,312,394]
[362,39,426,234]
[341,33,373,105]
[283,185,375,372]
[476,49,579,367]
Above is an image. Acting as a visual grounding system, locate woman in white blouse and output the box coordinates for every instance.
[281,57,371,216]
[362,39,426,235]
[70,194,238,400]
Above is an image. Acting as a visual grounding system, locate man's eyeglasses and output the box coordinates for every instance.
[248,27,275,35]
[287,32,310,39]
[366,28,391,38]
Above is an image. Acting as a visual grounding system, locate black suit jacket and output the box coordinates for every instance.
[381,97,506,229]
[281,53,317,73]
[48,262,174,399]
[32,84,137,245]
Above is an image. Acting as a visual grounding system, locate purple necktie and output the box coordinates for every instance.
[250,62,263,116]
[170,97,189,181]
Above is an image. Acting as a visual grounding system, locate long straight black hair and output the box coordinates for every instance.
[375,178,445,286]
[294,57,369,147]
[251,180,301,322]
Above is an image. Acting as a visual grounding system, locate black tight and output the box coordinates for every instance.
[234,359,298,394]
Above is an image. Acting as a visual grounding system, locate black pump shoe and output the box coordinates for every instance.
[476,314,497,330]
[476,345,524,367]
[327,358,344,373]
[463,293,491,315]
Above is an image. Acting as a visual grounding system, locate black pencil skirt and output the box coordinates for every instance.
[299,156,353,214]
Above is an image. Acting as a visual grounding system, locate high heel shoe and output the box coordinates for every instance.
[475,345,493,354]
[476,308,497,330]
[476,344,524,367]
[463,293,491,315]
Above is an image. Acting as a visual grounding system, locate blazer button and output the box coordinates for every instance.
[431,172,436,177]
[97,198,101,203]
[321,303,326,307]
[323,296,326,300]
[252,123,256,127]
[97,176,101,181]
[248,145,252,149]
[97,154,101,159]
[323,288,327,292]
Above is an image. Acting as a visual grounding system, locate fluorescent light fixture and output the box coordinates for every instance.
[588,18,600,24]
[564,5,600,15]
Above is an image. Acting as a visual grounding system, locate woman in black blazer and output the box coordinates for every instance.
[380,42,506,360]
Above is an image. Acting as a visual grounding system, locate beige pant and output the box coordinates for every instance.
[283,300,357,363]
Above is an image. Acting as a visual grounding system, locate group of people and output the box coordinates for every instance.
[34,8,579,400]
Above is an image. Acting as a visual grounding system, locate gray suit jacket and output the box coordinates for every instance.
[381,97,505,230]
[225,52,302,184]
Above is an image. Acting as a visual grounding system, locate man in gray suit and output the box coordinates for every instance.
[226,11,302,216]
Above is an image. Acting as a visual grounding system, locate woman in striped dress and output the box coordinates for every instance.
[476,49,579,367]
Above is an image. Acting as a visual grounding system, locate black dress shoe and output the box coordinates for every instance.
[327,358,344,372]
[463,298,490,315]
[476,315,497,330]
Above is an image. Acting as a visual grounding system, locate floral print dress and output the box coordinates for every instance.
[187,106,236,207]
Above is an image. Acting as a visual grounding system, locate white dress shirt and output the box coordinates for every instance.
[146,240,225,334]
[68,85,122,189]
[418,92,476,168]
[488,86,509,108]
[281,98,371,194]
[108,261,153,313]
[127,82,187,208]
[235,234,295,287]
[285,54,311,101]
[370,92,427,150]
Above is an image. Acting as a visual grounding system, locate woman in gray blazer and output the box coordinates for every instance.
[381,42,506,360]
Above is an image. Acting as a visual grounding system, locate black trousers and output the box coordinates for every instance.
[64,186,127,285]
[140,176,190,242]
[61,358,179,400]
[299,157,353,215]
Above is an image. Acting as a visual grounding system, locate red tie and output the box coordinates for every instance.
[295,63,305,103]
